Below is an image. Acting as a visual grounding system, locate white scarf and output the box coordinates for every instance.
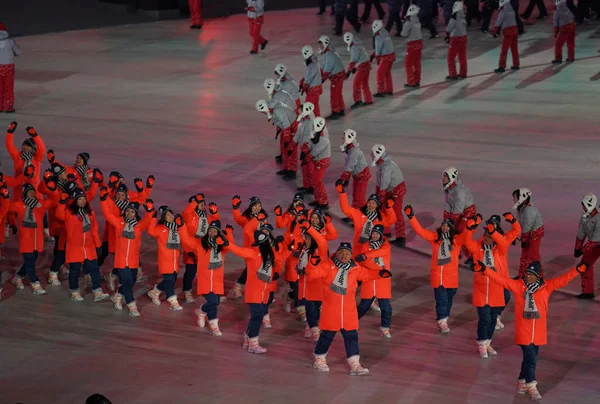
[207,238,223,270]
[482,244,496,271]
[122,217,138,239]
[369,239,385,267]
[195,210,208,239]
[295,248,309,276]
[330,256,353,295]
[78,209,91,233]
[22,198,40,228]
[257,258,273,283]
[164,222,181,250]
[523,280,542,319]
[437,233,452,265]
[359,210,378,244]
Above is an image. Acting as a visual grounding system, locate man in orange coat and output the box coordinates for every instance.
[307,241,391,375]
[474,260,588,401]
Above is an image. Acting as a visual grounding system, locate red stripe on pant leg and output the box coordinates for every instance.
[313,158,330,204]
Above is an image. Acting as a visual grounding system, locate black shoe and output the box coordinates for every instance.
[536,14,548,20]
[338,110,345,117]
[446,75,458,80]
[250,50,258,54]
[395,237,407,247]
[5,109,15,113]
[458,75,467,79]
[326,112,339,120]
[479,28,488,34]
[576,293,595,299]
[520,14,528,20]
[309,200,320,207]
[355,24,361,34]
[276,169,287,176]
[275,155,282,163]
[494,67,506,73]
[510,66,520,71]
[384,92,393,96]
[351,101,363,109]
[305,187,314,195]
[566,58,575,62]
[429,34,439,39]
[551,59,562,64]
[261,40,268,50]
[363,101,373,106]
[404,83,418,88]
[283,171,297,181]
[189,24,200,29]
[373,92,386,97]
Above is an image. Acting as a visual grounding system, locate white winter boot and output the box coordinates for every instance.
[167,295,183,311]
[262,314,272,329]
[486,340,498,356]
[229,282,244,299]
[347,355,369,376]
[281,291,292,313]
[208,319,223,336]
[313,354,330,372]
[12,275,24,290]
[147,285,161,305]
[93,288,110,302]
[304,324,312,338]
[128,301,140,317]
[495,316,505,330]
[310,326,321,342]
[516,379,527,394]
[111,293,123,310]
[84,274,93,289]
[137,267,147,282]
[183,291,195,304]
[242,333,249,349]
[195,309,207,328]
[370,299,381,312]
[380,327,392,339]
[106,272,118,292]
[31,282,47,295]
[297,305,307,322]
[477,340,489,359]
[437,317,451,335]
[247,337,267,354]
[48,272,61,286]
[526,381,542,401]
[70,290,84,302]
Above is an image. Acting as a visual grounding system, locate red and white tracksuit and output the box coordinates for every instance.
[188,0,204,26]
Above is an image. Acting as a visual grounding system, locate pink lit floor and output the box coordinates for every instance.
[1,4,600,404]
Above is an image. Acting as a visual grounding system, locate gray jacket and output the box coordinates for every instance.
[276,73,300,102]
[293,116,313,145]
[270,103,296,130]
[247,0,265,18]
[495,3,517,30]
[272,90,296,110]
[375,29,395,56]
[304,56,322,88]
[349,38,370,67]
[0,31,22,65]
[447,10,467,37]
[553,3,575,28]
[444,181,475,214]
[577,212,600,243]
[343,146,369,176]
[309,130,331,161]
[321,46,345,75]
[401,16,423,41]
[517,203,543,235]
[376,155,404,192]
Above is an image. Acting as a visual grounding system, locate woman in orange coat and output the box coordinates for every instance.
[47,150,95,192]
[189,220,233,336]
[404,204,469,335]
[100,188,153,316]
[228,230,291,354]
[55,188,110,303]
[336,180,396,254]
[256,222,286,329]
[5,122,46,198]
[309,208,338,241]
[10,183,57,295]
[308,241,392,374]
[463,213,520,358]
[182,193,220,303]
[274,192,305,234]
[355,224,393,338]
[146,206,191,311]
[474,260,588,401]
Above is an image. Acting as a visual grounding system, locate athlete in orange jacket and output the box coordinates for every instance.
[256,222,287,329]
[147,206,192,311]
[182,193,220,303]
[55,188,110,303]
[308,241,392,375]
[405,204,469,335]
[463,213,521,358]
[100,189,153,316]
[355,224,394,338]
[336,180,397,254]
[474,260,588,401]
[47,150,96,191]
[5,122,46,198]
[10,183,57,295]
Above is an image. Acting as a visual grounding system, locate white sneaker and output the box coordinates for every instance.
[229,282,244,299]
[195,309,207,328]
[167,295,183,311]
[242,333,249,349]
[310,326,321,342]
[526,381,542,401]
[281,291,292,313]
[313,354,330,372]
[262,314,272,329]
[12,276,24,290]
[128,301,140,317]
[48,272,61,286]
[70,290,84,302]
[495,316,505,330]
[370,300,381,312]
[247,337,267,354]
[304,324,312,338]
[147,286,161,305]
[380,327,392,339]
[32,282,47,295]
[297,305,307,322]
[437,318,451,335]
[184,291,195,304]
[106,272,118,292]
[219,296,227,303]
[111,293,123,310]
[84,274,93,289]
[208,319,223,336]
[517,379,527,394]
[93,288,110,302]
[347,355,369,376]
[486,340,498,356]
[477,340,489,359]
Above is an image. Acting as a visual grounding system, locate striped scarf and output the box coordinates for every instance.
[57,179,69,192]
[207,238,223,270]
[114,198,129,214]
[78,209,91,233]
[482,244,496,271]
[22,198,40,228]
[523,279,542,319]
[122,217,138,239]
[359,210,378,244]
[257,258,274,283]
[330,256,353,295]
[76,165,90,189]
[194,209,208,238]
[164,222,181,250]
[369,239,385,267]
[20,150,35,165]
[295,248,309,276]
[437,233,452,265]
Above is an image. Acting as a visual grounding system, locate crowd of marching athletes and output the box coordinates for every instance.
[1,121,599,399]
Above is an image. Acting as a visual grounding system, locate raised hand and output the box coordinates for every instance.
[7,121,17,134]
[208,202,218,215]
[134,178,144,192]
[232,195,241,209]
[99,187,109,201]
[404,205,414,219]
[503,212,516,224]
[146,175,155,189]
[144,198,155,213]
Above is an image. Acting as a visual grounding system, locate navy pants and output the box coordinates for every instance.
[434,286,457,320]
[183,263,197,292]
[49,235,66,274]
[264,291,275,314]
[17,251,39,283]
[201,292,221,320]
[314,329,359,358]
[499,289,511,315]
[476,305,503,340]
[519,343,540,383]
[69,259,101,291]
[247,303,268,338]
[305,299,322,328]
[357,297,392,328]
[287,280,302,308]
[116,267,138,304]
[157,272,178,298]
[97,241,110,267]
[237,267,247,285]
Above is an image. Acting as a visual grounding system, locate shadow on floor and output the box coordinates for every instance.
[514,63,571,89]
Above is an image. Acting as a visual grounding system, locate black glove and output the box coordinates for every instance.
[134,178,144,192]
[379,269,392,278]
[275,235,285,245]
[404,204,414,219]
[275,128,281,139]
[272,272,280,281]
[216,235,230,247]
[174,214,184,228]
[99,187,109,201]
[574,249,583,258]
[472,260,486,273]
[96,247,103,257]
[226,224,234,233]
[232,195,242,210]
[354,254,367,263]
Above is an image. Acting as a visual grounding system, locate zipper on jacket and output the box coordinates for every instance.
[210,267,213,292]
[125,239,131,268]
[341,291,344,329]
[440,265,444,285]
[485,278,489,306]
[531,318,536,343]
[83,232,87,259]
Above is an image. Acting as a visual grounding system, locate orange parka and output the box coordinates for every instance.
[147,219,192,275]
[5,132,46,199]
[463,221,521,307]
[296,227,329,301]
[339,191,396,254]
[100,199,152,269]
[182,200,220,265]
[55,204,102,263]
[102,186,151,253]
[485,266,580,346]
[408,216,467,289]
[358,238,393,299]
[10,196,56,253]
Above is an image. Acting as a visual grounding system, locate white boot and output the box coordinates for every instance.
[219,296,227,302]
[70,290,84,302]
[310,326,321,342]
[495,316,505,330]
[31,282,47,295]
[247,336,267,354]
[44,228,53,242]
[486,339,498,356]
[105,272,118,292]
[242,333,249,349]
[281,291,292,313]
[262,314,272,329]
[229,282,244,299]
[12,275,24,290]
[195,309,207,328]
[370,299,381,312]
[297,305,307,322]
[208,319,223,336]
[111,293,123,310]
[183,291,195,303]
[48,272,61,286]
[136,267,147,282]
[93,288,110,302]
[84,274,93,289]
[304,324,312,338]
[516,379,527,394]
[313,354,330,372]
[167,295,183,311]
[380,327,392,339]
[147,285,161,305]
[477,340,489,359]
[128,301,140,317]
[347,355,369,376]
[526,381,542,401]
[437,317,451,335]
